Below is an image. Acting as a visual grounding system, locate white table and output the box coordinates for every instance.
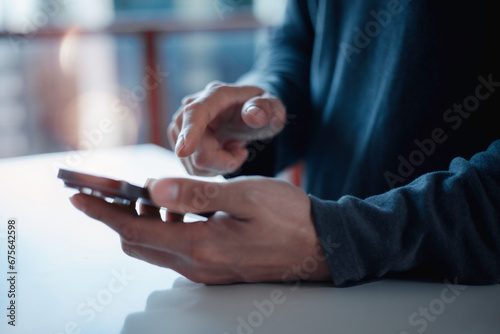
[0,145,499,334]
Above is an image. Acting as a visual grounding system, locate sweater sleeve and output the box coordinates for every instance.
[233,0,315,176]
[310,139,500,287]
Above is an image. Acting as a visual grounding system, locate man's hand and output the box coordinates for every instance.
[69,177,331,284]
[169,82,286,176]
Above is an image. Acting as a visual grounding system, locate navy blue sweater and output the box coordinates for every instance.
[237,0,500,286]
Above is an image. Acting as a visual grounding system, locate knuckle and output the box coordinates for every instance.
[203,83,232,100]
[184,101,208,116]
[205,80,224,90]
[213,85,231,98]
[181,94,196,105]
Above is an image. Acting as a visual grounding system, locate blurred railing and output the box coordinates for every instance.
[1,13,264,146]
[0,14,303,186]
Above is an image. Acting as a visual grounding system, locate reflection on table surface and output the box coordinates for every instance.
[122,276,500,334]
[0,144,499,334]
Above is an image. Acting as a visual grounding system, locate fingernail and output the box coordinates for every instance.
[170,183,179,201]
[175,134,185,156]
[245,106,266,123]
[150,180,179,203]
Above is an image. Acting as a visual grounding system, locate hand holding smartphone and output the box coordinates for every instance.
[58,168,209,221]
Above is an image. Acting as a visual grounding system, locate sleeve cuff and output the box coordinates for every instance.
[309,194,364,287]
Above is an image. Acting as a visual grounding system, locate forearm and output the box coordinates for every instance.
[311,140,500,286]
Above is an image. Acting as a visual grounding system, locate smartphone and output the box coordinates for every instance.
[58,168,159,207]
[58,168,209,221]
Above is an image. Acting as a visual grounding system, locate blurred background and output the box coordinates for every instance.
[0,0,287,159]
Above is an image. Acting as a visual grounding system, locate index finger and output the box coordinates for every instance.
[69,193,201,253]
[176,85,265,158]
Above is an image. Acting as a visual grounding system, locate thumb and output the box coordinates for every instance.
[242,105,269,129]
[241,94,286,132]
[148,178,252,218]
